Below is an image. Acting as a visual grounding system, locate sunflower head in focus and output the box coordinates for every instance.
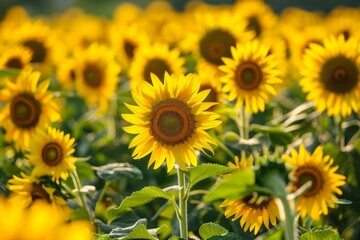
[128,42,185,90]
[180,9,253,71]
[27,127,76,184]
[220,40,283,113]
[122,72,221,172]
[300,35,360,117]
[0,44,32,71]
[282,145,346,220]
[232,0,278,39]
[0,69,61,152]
[74,43,121,113]
[220,153,280,234]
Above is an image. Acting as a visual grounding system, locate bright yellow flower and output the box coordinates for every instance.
[220,154,280,234]
[220,40,283,113]
[0,196,93,240]
[55,56,77,90]
[232,0,278,39]
[0,44,32,70]
[74,43,121,112]
[300,35,360,117]
[282,145,346,220]
[122,73,221,172]
[180,9,253,71]
[7,172,69,212]
[128,42,185,90]
[28,127,76,184]
[0,69,61,152]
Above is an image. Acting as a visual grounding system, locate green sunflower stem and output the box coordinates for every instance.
[238,107,251,140]
[71,170,93,223]
[336,116,345,149]
[263,171,297,240]
[177,167,188,239]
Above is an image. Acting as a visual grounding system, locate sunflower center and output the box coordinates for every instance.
[242,193,270,209]
[6,57,23,69]
[293,166,324,197]
[200,28,236,66]
[83,63,103,88]
[247,15,261,37]
[10,93,41,129]
[31,183,51,202]
[70,69,76,82]
[340,30,350,40]
[42,142,63,166]
[235,61,262,90]
[23,39,46,63]
[143,58,171,83]
[124,40,136,59]
[200,84,218,103]
[320,56,358,93]
[150,99,195,145]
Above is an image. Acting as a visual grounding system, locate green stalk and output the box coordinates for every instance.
[337,116,344,149]
[177,168,188,239]
[71,170,93,222]
[237,107,251,140]
[263,171,297,240]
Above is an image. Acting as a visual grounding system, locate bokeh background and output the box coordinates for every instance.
[0,0,359,18]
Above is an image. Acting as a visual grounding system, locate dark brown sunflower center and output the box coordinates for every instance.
[23,39,46,63]
[42,142,63,166]
[247,15,261,37]
[199,84,218,107]
[83,63,103,87]
[31,183,51,202]
[10,93,41,129]
[242,192,271,209]
[150,99,195,145]
[340,30,350,41]
[320,56,358,93]
[5,57,23,69]
[293,166,324,197]
[124,40,136,59]
[200,28,236,66]
[70,69,76,82]
[143,58,171,83]
[235,61,262,90]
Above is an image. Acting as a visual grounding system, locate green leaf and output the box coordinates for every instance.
[199,222,228,240]
[263,228,284,240]
[188,164,234,190]
[96,163,143,181]
[204,169,255,203]
[109,186,178,220]
[251,124,293,146]
[108,219,166,239]
[0,68,19,78]
[300,227,341,240]
[208,232,245,240]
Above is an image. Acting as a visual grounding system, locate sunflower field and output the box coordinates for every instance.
[1,0,360,239]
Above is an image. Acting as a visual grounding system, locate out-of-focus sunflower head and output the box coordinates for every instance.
[325,7,360,40]
[0,44,33,73]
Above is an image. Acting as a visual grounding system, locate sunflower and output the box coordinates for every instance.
[74,43,121,112]
[56,57,77,90]
[220,40,283,113]
[128,42,185,90]
[27,127,76,184]
[0,69,61,152]
[7,172,68,210]
[232,0,278,39]
[0,44,32,70]
[180,9,253,71]
[325,7,360,40]
[282,145,346,220]
[107,22,149,72]
[220,154,280,234]
[4,19,65,75]
[122,72,221,172]
[300,35,360,117]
